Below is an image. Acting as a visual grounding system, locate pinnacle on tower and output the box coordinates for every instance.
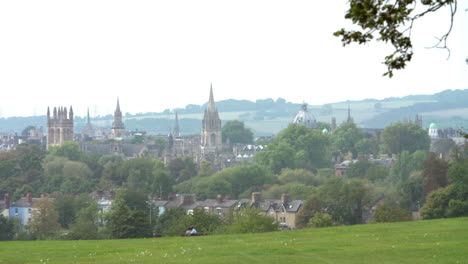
[174,112,180,137]
[116,97,121,112]
[347,104,353,123]
[208,83,216,112]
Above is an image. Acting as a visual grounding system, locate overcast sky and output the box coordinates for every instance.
[0,1,466,118]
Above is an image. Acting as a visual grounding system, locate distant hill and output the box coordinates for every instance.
[1,89,467,136]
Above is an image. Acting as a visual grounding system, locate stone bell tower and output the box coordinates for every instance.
[47,106,74,149]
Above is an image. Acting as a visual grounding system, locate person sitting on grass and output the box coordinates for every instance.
[185,227,192,236]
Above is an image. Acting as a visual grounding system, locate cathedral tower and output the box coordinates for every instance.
[47,106,74,149]
[201,84,222,152]
[110,98,126,139]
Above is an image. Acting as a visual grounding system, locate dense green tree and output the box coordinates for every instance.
[222,120,254,144]
[331,122,366,158]
[97,154,124,166]
[319,179,371,225]
[192,176,233,200]
[398,172,424,209]
[255,124,331,173]
[154,207,186,236]
[215,164,274,198]
[355,138,379,156]
[308,212,333,228]
[106,190,151,239]
[167,157,197,184]
[67,203,100,240]
[365,164,389,182]
[152,163,172,199]
[371,205,412,223]
[0,215,17,241]
[225,208,278,234]
[48,141,83,161]
[448,160,468,186]
[346,161,372,178]
[422,152,449,196]
[390,150,427,184]
[254,141,296,174]
[335,0,457,77]
[53,194,94,229]
[198,161,214,177]
[296,194,323,228]
[28,198,61,239]
[278,168,324,186]
[163,209,224,236]
[381,123,430,154]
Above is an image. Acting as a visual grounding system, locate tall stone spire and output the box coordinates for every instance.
[346,104,354,123]
[116,97,121,113]
[201,84,222,152]
[87,107,91,124]
[208,83,216,112]
[82,106,95,139]
[174,112,180,137]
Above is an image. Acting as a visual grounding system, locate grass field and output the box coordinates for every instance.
[0,217,467,264]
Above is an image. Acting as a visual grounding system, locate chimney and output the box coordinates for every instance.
[216,194,223,203]
[281,194,290,205]
[4,193,10,209]
[180,194,195,205]
[251,192,262,204]
[26,192,33,204]
[168,194,176,201]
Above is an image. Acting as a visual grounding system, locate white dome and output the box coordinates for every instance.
[293,103,318,129]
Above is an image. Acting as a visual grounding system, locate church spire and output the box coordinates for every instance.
[174,112,180,137]
[208,83,216,112]
[347,104,353,123]
[116,97,121,113]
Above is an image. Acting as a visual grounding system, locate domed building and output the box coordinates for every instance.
[292,103,318,129]
[428,122,438,139]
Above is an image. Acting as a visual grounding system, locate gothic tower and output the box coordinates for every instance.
[110,98,126,139]
[47,106,74,149]
[201,84,222,152]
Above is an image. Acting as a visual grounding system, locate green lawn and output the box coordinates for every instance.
[1,217,467,264]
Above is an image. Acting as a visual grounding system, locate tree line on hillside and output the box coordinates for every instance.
[1,120,468,240]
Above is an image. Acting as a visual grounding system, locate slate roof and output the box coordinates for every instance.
[10,197,43,208]
[244,199,303,213]
[197,199,238,208]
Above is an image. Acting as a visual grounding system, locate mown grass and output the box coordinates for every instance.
[1,218,467,264]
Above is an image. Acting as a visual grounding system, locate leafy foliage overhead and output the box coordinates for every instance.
[335,0,458,77]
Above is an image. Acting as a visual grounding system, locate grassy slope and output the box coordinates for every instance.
[0,217,467,264]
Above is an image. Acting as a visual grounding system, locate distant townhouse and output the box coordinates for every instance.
[241,192,303,230]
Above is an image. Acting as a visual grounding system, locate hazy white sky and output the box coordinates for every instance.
[0,1,466,118]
